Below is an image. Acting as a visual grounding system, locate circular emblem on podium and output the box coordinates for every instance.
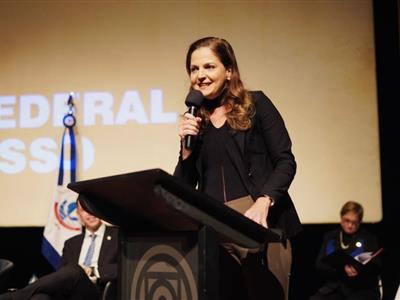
[131,244,197,300]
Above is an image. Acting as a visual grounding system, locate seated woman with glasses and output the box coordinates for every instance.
[310,201,382,300]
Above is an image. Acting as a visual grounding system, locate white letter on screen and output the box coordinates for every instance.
[20,95,49,128]
[82,137,94,171]
[0,139,26,174]
[29,138,58,173]
[0,96,17,129]
[53,93,71,127]
[60,132,74,172]
[115,91,148,124]
[83,92,114,126]
[150,89,177,123]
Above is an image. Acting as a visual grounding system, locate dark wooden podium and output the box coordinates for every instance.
[68,168,283,300]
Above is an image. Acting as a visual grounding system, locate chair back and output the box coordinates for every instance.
[0,259,14,293]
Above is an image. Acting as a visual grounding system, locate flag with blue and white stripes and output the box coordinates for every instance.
[42,93,81,269]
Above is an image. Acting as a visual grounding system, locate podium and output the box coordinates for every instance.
[68,168,283,300]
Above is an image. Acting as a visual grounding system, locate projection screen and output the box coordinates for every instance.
[0,1,381,226]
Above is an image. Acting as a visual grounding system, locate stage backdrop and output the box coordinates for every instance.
[0,1,381,225]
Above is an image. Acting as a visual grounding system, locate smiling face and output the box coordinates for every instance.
[189,47,231,100]
[77,201,102,233]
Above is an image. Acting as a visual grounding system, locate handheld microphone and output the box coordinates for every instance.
[184,89,204,149]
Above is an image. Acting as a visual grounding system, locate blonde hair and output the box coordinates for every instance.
[340,201,364,222]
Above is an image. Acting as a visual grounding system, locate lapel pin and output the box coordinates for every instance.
[107,235,112,241]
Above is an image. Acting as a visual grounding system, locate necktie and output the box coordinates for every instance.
[83,234,97,267]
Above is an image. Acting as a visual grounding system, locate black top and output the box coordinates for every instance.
[174,91,302,238]
[315,227,381,292]
[201,122,248,202]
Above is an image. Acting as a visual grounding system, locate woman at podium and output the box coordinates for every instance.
[174,36,302,300]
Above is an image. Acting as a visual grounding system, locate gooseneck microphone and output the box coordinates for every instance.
[184,89,204,149]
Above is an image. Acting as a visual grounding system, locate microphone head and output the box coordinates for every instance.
[185,89,204,108]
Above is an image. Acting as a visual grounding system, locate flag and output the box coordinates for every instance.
[42,94,82,269]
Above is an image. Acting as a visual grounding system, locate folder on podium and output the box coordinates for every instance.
[68,168,283,300]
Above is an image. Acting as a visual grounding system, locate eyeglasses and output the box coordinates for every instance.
[341,217,360,226]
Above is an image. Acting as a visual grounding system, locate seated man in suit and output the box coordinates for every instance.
[0,199,118,300]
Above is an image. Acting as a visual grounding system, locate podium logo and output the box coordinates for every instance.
[131,244,197,300]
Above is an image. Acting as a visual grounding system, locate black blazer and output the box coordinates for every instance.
[315,227,382,294]
[174,91,302,238]
[59,225,118,283]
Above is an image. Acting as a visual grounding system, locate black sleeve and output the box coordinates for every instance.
[173,142,199,188]
[315,232,342,280]
[252,91,296,202]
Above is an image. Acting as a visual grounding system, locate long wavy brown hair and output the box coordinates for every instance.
[186,37,254,131]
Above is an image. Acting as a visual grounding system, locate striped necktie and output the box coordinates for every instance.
[83,234,97,267]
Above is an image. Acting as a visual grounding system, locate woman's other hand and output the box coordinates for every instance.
[244,196,273,228]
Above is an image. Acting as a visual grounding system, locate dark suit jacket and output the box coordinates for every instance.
[174,91,302,238]
[59,225,118,284]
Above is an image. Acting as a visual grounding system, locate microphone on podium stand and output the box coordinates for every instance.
[184,89,204,149]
